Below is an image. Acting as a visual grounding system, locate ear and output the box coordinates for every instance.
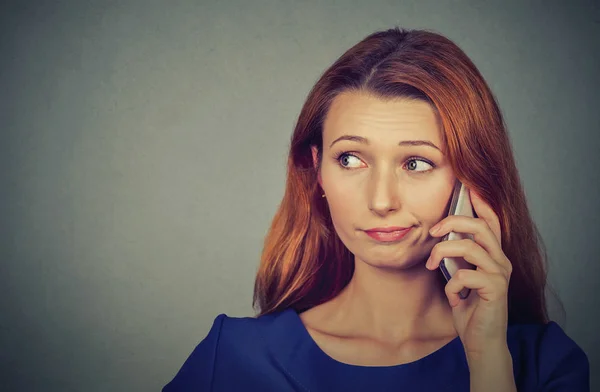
[311,145,323,187]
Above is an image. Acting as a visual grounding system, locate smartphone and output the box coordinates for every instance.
[438,180,477,299]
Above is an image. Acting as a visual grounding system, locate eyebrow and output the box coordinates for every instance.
[329,135,442,152]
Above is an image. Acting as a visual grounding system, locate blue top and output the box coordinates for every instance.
[162,308,589,391]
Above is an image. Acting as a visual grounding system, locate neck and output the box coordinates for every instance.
[333,257,455,343]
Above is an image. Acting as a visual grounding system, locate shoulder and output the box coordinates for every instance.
[162,310,287,391]
[162,314,228,391]
[507,321,589,391]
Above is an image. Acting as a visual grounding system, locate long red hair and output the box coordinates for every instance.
[252,27,552,324]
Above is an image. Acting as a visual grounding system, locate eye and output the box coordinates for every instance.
[404,157,435,173]
[336,152,363,169]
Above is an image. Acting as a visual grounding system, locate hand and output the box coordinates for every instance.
[425,188,512,357]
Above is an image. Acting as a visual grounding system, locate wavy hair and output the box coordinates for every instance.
[252,27,553,324]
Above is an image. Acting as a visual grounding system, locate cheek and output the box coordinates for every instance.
[326,184,361,223]
[417,181,454,222]
[321,170,361,227]
[420,191,448,216]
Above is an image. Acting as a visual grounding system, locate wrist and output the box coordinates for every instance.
[467,343,517,392]
[466,340,509,364]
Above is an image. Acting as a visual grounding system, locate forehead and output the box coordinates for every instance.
[322,90,443,146]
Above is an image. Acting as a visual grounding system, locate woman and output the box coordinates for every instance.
[163,27,589,391]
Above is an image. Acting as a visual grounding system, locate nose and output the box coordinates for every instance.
[368,167,400,216]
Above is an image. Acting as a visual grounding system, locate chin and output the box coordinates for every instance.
[358,253,424,270]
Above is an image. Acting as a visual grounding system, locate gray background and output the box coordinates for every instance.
[1,0,599,391]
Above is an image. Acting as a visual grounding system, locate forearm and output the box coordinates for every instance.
[467,343,517,392]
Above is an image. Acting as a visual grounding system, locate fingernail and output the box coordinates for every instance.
[429,224,440,234]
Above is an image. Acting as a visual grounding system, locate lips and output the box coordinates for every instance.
[363,227,413,242]
[364,226,411,233]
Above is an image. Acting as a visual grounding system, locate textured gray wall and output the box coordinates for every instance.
[1,0,598,391]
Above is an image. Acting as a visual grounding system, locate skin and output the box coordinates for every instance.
[303,90,459,364]
[302,90,516,391]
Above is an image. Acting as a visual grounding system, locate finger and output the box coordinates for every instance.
[426,238,506,277]
[429,215,511,274]
[469,188,502,245]
[445,269,508,306]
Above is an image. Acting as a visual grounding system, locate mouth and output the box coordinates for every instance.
[363,227,413,242]
[364,226,411,233]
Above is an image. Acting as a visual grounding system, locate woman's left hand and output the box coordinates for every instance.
[425,188,512,357]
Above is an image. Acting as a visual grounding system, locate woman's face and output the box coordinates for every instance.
[312,90,457,270]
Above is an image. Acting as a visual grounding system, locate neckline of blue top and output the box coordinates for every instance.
[259,307,470,384]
